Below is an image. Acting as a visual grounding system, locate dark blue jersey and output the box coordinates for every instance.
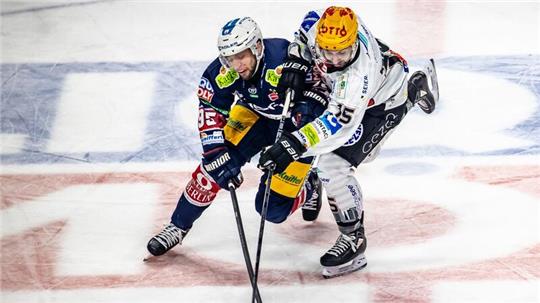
[196,38,290,154]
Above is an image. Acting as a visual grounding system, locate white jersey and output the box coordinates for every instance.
[291,10,409,156]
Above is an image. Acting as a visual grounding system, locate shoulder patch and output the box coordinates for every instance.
[265,65,282,87]
[215,67,239,89]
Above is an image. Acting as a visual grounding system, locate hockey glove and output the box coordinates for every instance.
[277,56,310,102]
[202,147,243,190]
[258,132,307,174]
[291,90,329,128]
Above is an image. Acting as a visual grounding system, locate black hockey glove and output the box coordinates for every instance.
[277,56,310,102]
[258,132,307,174]
[291,90,329,128]
[202,147,243,190]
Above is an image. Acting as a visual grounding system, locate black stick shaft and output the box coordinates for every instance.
[252,90,292,303]
[229,184,262,303]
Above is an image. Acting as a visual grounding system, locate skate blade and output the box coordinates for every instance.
[322,253,367,279]
[143,254,156,262]
[426,58,439,103]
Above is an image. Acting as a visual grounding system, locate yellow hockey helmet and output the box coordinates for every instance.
[316,6,358,51]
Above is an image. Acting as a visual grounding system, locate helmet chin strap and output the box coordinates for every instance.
[247,41,265,80]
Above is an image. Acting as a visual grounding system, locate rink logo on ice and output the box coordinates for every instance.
[1,164,539,300]
[1,56,539,165]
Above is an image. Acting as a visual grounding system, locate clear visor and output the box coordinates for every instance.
[218,55,234,68]
[219,44,261,68]
[315,42,357,68]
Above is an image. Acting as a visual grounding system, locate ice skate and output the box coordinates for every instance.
[302,172,322,221]
[145,223,188,259]
[409,58,439,114]
[320,226,367,278]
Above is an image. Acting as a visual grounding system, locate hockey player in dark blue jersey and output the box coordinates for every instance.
[146,17,328,257]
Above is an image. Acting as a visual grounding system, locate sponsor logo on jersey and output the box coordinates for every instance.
[248,86,258,98]
[344,124,363,147]
[200,131,224,146]
[276,171,303,185]
[216,67,239,89]
[185,165,219,206]
[226,118,247,132]
[314,119,330,139]
[197,77,214,102]
[362,75,369,95]
[295,130,309,147]
[362,112,399,154]
[300,124,320,147]
[268,90,279,101]
[336,74,348,99]
[319,112,343,134]
[265,67,282,87]
[347,184,363,207]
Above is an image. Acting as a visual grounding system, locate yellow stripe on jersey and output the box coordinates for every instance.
[224,104,259,145]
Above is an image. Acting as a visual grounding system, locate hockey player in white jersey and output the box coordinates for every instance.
[260,6,439,278]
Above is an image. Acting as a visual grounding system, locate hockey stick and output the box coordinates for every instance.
[252,90,293,303]
[229,182,263,303]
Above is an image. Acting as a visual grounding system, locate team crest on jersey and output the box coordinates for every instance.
[265,66,282,87]
[216,67,239,89]
[336,73,349,99]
